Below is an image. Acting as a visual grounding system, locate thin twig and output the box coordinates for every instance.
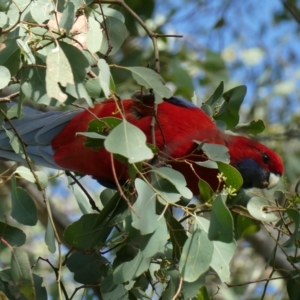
[66,171,101,213]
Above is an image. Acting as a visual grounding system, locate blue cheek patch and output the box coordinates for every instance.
[235,158,268,189]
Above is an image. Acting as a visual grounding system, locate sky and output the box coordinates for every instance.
[154,0,300,123]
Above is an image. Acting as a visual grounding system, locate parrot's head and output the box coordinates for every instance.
[228,136,284,189]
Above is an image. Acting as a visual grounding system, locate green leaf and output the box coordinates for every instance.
[46,46,74,103]
[214,85,247,129]
[179,228,213,282]
[59,0,75,34]
[235,215,260,239]
[98,59,111,98]
[101,272,128,299]
[11,248,35,300]
[151,167,193,200]
[131,179,158,235]
[66,82,93,106]
[2,127,24,158]
[287,276,300,300]
[59,42,90,83]
[83,117,122,151]
[0,270,47,300]
[0,39,21,76]
[208,194,234,242]
[195,160,218,169]
[138,216,168,258]
[66,252,107,284]
[197,286,210,300]
[217,162,243,190]
[181,274,206,299]
[198,179,214,202]
[11,175,38,226]
[100,4,125,22]
[165,213,187,260]
[94,191,126,229]
[20,57,49,104]
[153,178,182,205]
[87,12,103,53]
[67,177,91,214]
[197,217,236,282]
[16,39,35,64]
[161,269,180,300]
[15,166,48,188]
[45,217,56,253]
[113,250,151,284]
[125,66,172,103]
[104,120,154,163]
[30,0,54,24]
[0,12,8,28]
[63,214,111,250]
[0,103,7,125]
[205,81,224,107]
[0,222,26,247]
[295,180,300,198]
[85,77,102,98]
[236,119,265,135]
[247,197,279,222]
[99,16,127,56]
[0,66,10,89]
[201,143,230,163]
[282,209,300,247]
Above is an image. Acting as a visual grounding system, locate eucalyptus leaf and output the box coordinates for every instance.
[208,194,234,242]
[11,248,35,300]
[0,66,10,89]
[45,217,56,253]
[0,222,26,247]
[131,179,158,235]
[247,197,279,222]
[87,13,103,53]
[59,1,75,34]
[113,250,151,284]
[46,46,74,103]
[11,175,38,226]
[125,66,172,103]
[98,59,111,98]
[179,228,213,282]
[104,120,153,163]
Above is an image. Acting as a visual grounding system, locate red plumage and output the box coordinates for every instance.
[51,97,283,194]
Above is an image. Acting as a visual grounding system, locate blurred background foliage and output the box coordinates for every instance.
[1,0,300,299]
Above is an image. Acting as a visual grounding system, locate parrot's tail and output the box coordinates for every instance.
[0,106,80,169]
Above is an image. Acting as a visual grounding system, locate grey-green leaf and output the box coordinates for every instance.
[179,228,213,282]
[46,46,74,103]
[104,120,153,163]
[59,1,75,34]
[0,66,10,89]
[113,250,151,284]
[151,167,193,199]
[11,175,38,226]
[11,248,35,300]
[202,143,230,163]
[45,217,56,253]
[125,66,172,103]
[98,59,111,98]
[197,217,236,282]
[87,13,103,53]
[247,196,279,222]
[208,194,234,243]
[131,179,158,235]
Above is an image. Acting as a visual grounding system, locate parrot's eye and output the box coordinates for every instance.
[262,153,269,164]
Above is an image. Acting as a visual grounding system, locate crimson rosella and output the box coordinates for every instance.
[0,94,283,194]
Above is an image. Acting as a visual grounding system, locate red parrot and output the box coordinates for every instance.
[0,94,283,194]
